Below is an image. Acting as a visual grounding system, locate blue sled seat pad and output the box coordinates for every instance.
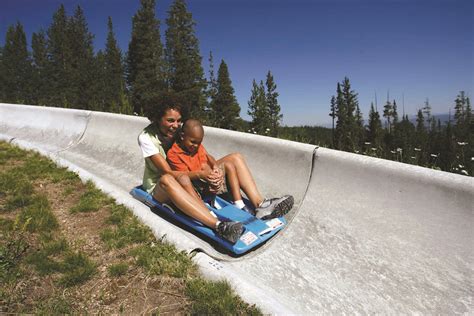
[130,186,286,255]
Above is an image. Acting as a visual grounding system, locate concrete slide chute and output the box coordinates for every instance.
[1,103,472,314]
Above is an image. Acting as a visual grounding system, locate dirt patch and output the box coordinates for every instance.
[28,179,190,314]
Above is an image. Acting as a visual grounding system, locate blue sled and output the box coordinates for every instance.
[130,186,286,255]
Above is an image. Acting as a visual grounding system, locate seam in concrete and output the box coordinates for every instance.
[55,111,92,154]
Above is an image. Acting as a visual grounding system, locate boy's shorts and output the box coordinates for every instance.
[192,164,228,197]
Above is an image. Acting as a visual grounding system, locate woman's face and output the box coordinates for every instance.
[158,108,182,139]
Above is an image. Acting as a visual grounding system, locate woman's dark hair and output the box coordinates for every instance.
[143,92,189,123]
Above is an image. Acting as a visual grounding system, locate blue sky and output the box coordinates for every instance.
[1,0,472,126]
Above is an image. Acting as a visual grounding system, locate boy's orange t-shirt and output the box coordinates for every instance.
[167,142,209,172]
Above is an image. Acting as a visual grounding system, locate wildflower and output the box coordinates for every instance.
[459,164,464,168]
[461,170,468,176]
[457,142,468,146]
[390,150,396,154]
[411,156,416,159]
[414,148,421,152]
[364,142,371,145]
[396,148,402,152]
[371,148,377,151]
[430,154,439,158]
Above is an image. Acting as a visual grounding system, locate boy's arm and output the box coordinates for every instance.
[206,153,218,169]
[167,150,211,182]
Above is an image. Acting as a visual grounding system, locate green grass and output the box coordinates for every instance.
[185,278,262,316]
[18,194,59,232]
[58,251,96,287]
[35,295,73,315]
[130,242,194,278]
[0,218,30,282]
[108,262,129,277]
[0,141,262,314]
[70,180,113,213]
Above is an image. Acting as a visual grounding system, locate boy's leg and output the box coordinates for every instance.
[217,153,263,208]
[220,161,243,202]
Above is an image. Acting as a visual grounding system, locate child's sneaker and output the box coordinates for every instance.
[255,195,294,220]
[216,221,244,244]
[241,205,256,216]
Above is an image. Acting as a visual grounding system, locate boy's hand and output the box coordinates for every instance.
[208,166,224,187]
[199,164,213,181]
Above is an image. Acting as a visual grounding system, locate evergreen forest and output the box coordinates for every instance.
[0,0,472,176]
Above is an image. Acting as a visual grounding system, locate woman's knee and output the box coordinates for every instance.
[159,174,176,190]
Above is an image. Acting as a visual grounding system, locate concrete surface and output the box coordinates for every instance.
[1,103,473,314]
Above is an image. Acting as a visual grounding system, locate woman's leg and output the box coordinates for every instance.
[217,153,263,208]
[153,174,217,228]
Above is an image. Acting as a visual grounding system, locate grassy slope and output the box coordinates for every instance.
[0,141,261,315]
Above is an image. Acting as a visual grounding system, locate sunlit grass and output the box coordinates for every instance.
[70,180,114,213]
[0,141,262,314]
[185,278,262,316]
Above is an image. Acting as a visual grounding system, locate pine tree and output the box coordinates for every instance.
[367,102,383,154]
[0,46,4,101]
[68,5,95,110]
[93,50,107,111]
[1,23,32,104]
[103,16,128,113]
[248,79,269,134]
[422,98,432,131]
[46,4,72,107]
[31,30,48,105]
[383,99,393,133]
[205,51,218,124]
[334,77,359,151]
[127,0,165,114]
[452,91,472,176]
[329,95,336,147]
[265,71,282,137]
[355,104,364,150]
[415,109,427,165]
[334,82,346,150]
[392,100,399,126]
[165,0,206,118]
[209,60,240,129]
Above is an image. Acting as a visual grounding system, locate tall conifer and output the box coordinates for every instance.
[31,30,48,105]
[265,71,282,137]
[127,0,165,114]
[2,23,32,104]
[209,60,240,129]
[68,6,95,109]
[248,79,269,134]
[104,17,128,113]
[165,0,206,118]
[367,102,383,152]
[46,4,71,107]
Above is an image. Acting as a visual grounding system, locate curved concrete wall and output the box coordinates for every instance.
[1,103,472,314]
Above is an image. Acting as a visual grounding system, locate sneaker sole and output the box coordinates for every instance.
[261,195,294,220]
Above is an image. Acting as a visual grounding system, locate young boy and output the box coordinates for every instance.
[166,119,294,219]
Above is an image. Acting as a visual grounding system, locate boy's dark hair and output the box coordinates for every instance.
[143,92,189,123]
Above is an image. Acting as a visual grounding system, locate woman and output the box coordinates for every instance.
[137,93,293,244]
